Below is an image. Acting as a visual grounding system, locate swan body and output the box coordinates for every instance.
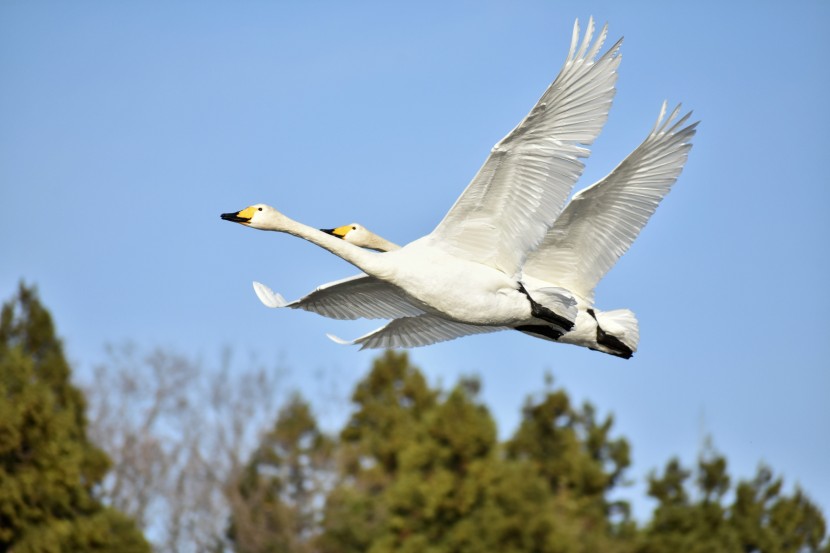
[224,18,623,337]
[267,102,696,357]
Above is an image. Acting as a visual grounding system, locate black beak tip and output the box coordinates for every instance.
[320,228,342,238]
[221,212,249,223]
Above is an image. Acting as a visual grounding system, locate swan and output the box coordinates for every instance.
[224,18,622,335]
[256,102,697,357]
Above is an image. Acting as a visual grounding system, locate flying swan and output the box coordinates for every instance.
[222,18,622,337]
[295,103,696,357]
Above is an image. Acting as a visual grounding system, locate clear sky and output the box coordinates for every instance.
[2,1,829,521]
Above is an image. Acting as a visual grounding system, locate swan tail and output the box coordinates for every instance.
[252,281,288,308]
[594,308,639,355]
[526,286,579,329]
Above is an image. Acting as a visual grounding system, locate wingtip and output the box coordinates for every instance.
[652,101,698,137]
[325,333,353,345]
[252,281,288,308]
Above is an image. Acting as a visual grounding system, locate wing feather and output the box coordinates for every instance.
[330,314,507,350]
[427,18,622,277]
[523,102,698,300]
[252,276,424,320]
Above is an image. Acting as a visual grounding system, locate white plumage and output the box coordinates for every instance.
[262,102,697,357]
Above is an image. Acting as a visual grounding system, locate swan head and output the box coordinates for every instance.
[320,223,398,252]
[320,223,368,243]
[221,204,283,230]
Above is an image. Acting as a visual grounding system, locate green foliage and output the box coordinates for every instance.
[507,384,632,515]
[230,352,828,553]
[318,353,636,553]
[0,284,149,552]
[638,450,828,553]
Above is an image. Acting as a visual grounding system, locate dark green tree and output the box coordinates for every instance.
[320,351,438,552]
[319,353,636,553]
[228,392,333,553]
[506,377,635,552]
[639,449,828,553]
[0,284,149,552]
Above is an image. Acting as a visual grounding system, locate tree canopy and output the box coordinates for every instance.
[228,352,829,553]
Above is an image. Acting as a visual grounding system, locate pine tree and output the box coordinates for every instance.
[0,284,149,552]
[319,353,636,553]
[320,351,438,553]
[505,377,635,552]
[639,450,828,553]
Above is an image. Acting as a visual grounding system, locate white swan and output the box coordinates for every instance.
[260,102,697,357]
[224,19,622,335]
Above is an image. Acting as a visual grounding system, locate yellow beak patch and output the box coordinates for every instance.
[237,206,257,220]
[331,224,353,238]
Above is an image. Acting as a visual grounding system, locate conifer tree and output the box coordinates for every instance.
[319,353,636,553]
[320,351,438,552]
[506,377,635,552]
[0,284,149,552]
[639,451,828,553]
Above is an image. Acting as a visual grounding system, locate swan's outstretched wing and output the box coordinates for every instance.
[427,18,622,277]
[329,314,508,350]
[523,102,698,301]
[252,276,424,320]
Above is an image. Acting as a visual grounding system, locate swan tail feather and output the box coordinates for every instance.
[595,308,639,354]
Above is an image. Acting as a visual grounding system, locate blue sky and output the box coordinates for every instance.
[2,1,829,521]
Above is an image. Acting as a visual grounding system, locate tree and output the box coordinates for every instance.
[0,284,149,552]
[227,393,334,553]
[319,351,438,553]
[505,377,635,552]
[320,352,636,553]
[639,447,828,553]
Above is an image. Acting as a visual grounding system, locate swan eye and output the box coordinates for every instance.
[258,207,263,211]
[352,226,357,230]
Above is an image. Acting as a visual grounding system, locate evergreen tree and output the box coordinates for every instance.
[220,351,828,553]
[639,450,828,553]
[228,393,333,553]
[320,351,438,553]
[0,284,149,552]
[506,377,635,552]
[320,353,636,553]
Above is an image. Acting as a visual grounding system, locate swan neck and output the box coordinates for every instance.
[367,234,401,253]
[270,215,385,275]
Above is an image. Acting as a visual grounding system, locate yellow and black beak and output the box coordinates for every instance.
[320,224,351,239]
[221,206,256,224]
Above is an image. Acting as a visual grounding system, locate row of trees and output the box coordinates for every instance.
[2,284,828,552]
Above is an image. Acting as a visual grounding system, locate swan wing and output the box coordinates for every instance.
[329,315,508,349]
[523,103,698,300]
[252,275,424,320]
[427,18,622,277]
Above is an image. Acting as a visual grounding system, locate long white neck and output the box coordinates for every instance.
[364,233,401,253]
[262,213,389,277]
